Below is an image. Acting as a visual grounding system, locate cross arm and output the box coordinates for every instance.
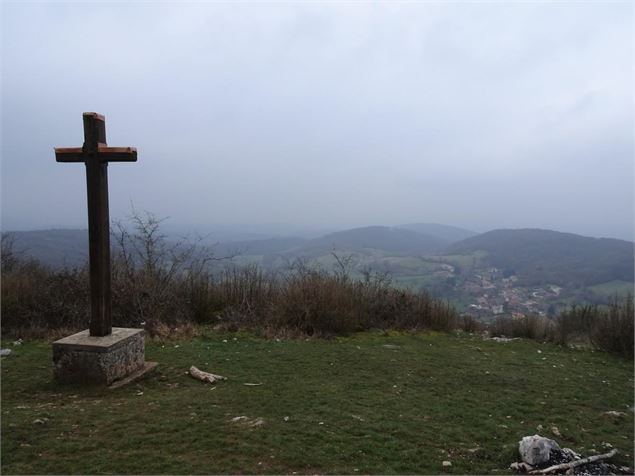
[55,146,138,163]
[55,147,85,162]
[98,146,137,162]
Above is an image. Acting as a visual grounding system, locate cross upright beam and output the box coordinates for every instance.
[55,113,137,336]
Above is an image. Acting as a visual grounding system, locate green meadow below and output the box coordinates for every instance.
[1,331,633,474]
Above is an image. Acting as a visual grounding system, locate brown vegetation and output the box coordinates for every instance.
[2,213,631,358]
[1,213,461,338]
[490,297,634,357]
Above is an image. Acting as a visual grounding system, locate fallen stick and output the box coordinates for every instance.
[528,449,617,475]
[189,366,226,384]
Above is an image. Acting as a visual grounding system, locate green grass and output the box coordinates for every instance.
[392,274,437,291]
[588,280,634,298]
[435,252,487,269]
[378,256,437,271]
[2,331,633,474]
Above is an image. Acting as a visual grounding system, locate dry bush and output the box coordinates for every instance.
[1,235,89,336]
[459,314,484,333]
[589,295,634,357]
[1,233,19,272]
[490,314,552,341]
[271,271,361,336]
[551,304,595,346]
[0,213,463,339]
[3,212,631,357]
[147,321,200,341]
[207,267,459,337]
[488,295,634,358]
[110,210,228,332]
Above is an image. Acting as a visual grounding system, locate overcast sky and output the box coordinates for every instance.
[1,1,633,240]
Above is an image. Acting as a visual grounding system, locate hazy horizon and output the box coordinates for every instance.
[2,2,633,241]
[3,219,634,244]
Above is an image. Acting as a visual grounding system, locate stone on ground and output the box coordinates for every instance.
[519,434,561,465]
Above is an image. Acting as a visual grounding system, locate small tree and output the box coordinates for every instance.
[111,209,227,328]
[1,233,19,272]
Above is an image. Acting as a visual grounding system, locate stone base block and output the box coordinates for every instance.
[53,327,151,385]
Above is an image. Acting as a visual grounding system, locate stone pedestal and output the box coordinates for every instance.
[53,327,156,386]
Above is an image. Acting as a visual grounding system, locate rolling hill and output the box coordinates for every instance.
[295,226,447,256]
[396,223,476,243]
[5,226,634,294]
[3,229,88,268]
[447,228,634,287]
[212,237,307,257]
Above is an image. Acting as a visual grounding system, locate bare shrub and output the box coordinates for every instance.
[552,304,595,346]
[459,314,484,333]
[111,209,225,330]
[490,314,552,341]
[1,211,461,338]
[1,255,89,335]
[271,270,359,336]
[590,295,634,357]
[1,233,19,272]
[488,295,634,358]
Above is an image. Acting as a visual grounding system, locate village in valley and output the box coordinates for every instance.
[227,238,629,324]
[383,256,573,321]
[448,266,564,321]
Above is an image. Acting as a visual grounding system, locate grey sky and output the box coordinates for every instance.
[1,1,633,240]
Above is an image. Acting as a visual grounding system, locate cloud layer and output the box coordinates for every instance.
[2,2,632,239]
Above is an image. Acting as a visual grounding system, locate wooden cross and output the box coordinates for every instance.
[55,112,137,337]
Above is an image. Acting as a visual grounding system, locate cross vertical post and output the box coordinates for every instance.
[84,114,112,336]
[55,112,137,337]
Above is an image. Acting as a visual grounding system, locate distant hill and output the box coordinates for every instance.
[10,227,632,290]
[5,229,88,268]
[3,229,306,268]
[212,237,307,256]
[447,228,634,287]
[396,223,476,243]
[6,226,448,268]
[298,226,446,256]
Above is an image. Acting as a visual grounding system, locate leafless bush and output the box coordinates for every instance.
[590,295,634,357]
[111,209,226,329]
[552,304,595,346]
[459,314,484,333]
[490,314,552,341]
[271,270,360,336]
[1,233,19,272]
[0,211,463,338]
[1,253,89,335]
[487,295,633,358]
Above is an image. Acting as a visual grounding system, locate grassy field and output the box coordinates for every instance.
[588,280,634,298]
[433,252,487,269]
[1,331,633,474]
[392,274,437,290]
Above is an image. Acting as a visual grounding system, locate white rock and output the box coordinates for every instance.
[0,349,11,356]
[519,435,561,465]
[249,417,265,427]
[488,337,518,343]
[510,462,534,472]
[442,461,452,468]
